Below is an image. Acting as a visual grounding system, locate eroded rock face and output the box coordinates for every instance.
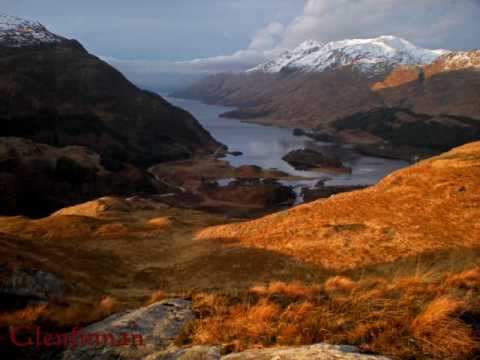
[62,299,194,360]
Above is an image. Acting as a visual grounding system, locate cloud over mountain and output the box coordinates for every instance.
[104,0,480,82]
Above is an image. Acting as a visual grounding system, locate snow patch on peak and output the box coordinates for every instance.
[0,13,64,47]
[248,35,450,76]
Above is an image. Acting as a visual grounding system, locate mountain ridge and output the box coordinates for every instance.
[248,35,450,76]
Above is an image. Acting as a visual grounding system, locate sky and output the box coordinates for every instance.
[2,0,479,88]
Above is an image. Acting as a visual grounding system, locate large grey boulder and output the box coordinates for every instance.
[222,344,392,360]
[62,299,194,360]
[142,344,391,360]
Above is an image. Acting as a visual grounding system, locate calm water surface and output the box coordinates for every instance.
[165,95,408,187]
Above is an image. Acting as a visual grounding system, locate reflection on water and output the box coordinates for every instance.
[165,94,408,186]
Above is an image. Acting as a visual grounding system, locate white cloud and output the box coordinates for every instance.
[105,0,480,79]
[279,0,480,50]
[248,21,285,51]
[103,21,287,77]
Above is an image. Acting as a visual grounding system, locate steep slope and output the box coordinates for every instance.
[196,141,480,271]
[0,15,222,216]
[0,14,220,167]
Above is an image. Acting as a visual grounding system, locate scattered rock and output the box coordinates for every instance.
[0,268,65,300]
[62,299,194,360]
[282,148,349,172]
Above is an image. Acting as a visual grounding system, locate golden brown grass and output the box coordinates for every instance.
[0,296,121,329]
[177,267,480,359]
[412,297,477,359]
[196,142,480,273]
[146,290,168,305]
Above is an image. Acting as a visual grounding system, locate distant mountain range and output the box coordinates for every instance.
[174,36,480,152]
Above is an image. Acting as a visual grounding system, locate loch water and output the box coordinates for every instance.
[165,95,408,189]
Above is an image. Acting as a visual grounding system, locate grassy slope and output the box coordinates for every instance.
[0,142,479,359]
[196,141,480,272]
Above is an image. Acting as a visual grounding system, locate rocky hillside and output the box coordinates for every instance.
[174,37,480,151]
[0,14,221,216]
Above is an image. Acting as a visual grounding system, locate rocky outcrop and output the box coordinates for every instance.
[62,299,194,360]
[282,149,349,172]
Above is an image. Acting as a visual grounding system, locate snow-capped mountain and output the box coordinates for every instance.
[248,36,450,76]
[0,13,64,47]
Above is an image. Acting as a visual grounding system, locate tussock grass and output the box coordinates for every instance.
[177,267,480,359]
[0,296,120,329]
